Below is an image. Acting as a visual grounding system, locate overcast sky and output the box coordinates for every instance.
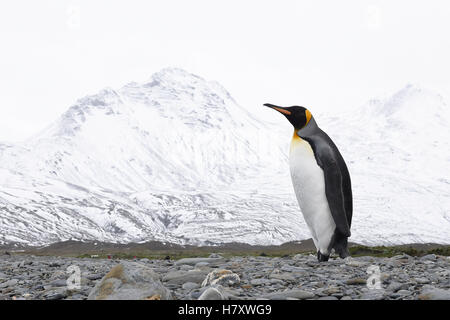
[1,0,449,142]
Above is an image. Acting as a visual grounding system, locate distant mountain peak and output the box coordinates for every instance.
[385,84,446,118]
[361,84,447,122]
[143,67,203,88]
[153,66,202,78]
[76,88,123,108]
[389,83,432,102]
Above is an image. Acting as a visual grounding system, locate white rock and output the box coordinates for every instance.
[201,269,240,287]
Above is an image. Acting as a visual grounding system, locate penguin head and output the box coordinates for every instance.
[264,103,312,129]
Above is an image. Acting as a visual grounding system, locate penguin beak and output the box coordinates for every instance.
[263,103,292,116]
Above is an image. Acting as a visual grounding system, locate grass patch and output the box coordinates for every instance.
[75,245,450,260]
[426,247,450,256]
[12,239,450,260]
[349,245,450,257]
[76,252,211,260]
[76,250,299,260]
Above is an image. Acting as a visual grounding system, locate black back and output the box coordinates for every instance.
[297,117,353,237]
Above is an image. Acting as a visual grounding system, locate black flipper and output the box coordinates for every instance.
[323,161,351,237]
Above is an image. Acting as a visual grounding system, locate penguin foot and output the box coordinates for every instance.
[317,251,330,262]
[339,249,350,259]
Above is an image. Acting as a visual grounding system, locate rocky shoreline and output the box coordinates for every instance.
[1,252,449,300]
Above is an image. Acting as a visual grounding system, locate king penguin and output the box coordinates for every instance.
[264,104,352,262]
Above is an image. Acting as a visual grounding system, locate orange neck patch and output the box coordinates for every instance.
[292,130,301,141]
[305,109,312,126]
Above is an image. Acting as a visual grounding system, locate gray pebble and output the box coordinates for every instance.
[86,274,103,281]
[182,282,200,290]
[318,296,339,300]
[0,252,449,300]
[50,279,68,287]
[396,290,412,296]
[198,287,224,300]
[250,278,269,286]
[420,254,437,261]
[414,277,430,284]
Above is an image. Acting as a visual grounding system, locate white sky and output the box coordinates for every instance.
[1,0,449,142]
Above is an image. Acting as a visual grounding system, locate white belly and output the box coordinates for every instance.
[289,136,336,255]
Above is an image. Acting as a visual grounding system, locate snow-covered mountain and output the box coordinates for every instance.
[0,69,449,246]
[0,68,300,245]
[319,84,450,245]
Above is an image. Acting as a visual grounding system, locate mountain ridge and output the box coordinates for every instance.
[0,68,449,246]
